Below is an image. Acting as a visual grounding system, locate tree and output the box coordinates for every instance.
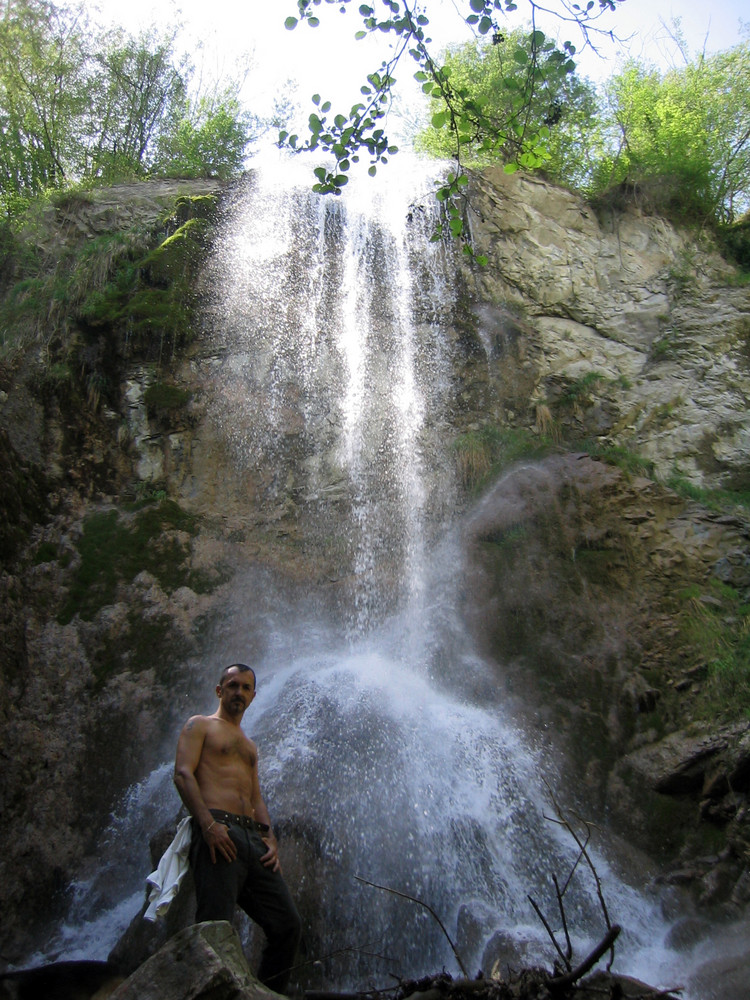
[596,42,750,223]
[414,30,600,190]
[84,26,188,181]
[0,0,89,202]
[0,0,259,218]
[155,90,260,180]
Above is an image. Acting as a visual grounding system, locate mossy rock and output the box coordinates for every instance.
[142,218,209,284]
[58,498,203,624]
[173,193,219,223]
[144,381,192,416]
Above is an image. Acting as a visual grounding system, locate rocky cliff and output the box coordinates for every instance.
[0,167,749,979]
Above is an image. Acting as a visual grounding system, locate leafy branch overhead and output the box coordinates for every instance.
[280,0,624,240]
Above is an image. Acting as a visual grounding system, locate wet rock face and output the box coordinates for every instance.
[461,453,750,904]
[465,167,750,490]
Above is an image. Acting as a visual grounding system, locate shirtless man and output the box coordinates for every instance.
[174,663,301,995]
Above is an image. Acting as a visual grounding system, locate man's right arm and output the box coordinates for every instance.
[174,716,237,863]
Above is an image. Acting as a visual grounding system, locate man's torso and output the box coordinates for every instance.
[195,717,258,818]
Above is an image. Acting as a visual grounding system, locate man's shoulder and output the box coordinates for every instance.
[181,713,214,733]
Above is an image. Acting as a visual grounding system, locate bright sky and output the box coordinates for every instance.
[90,0,748,131]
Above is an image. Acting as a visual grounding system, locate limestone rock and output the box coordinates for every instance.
[110,921,271,1000]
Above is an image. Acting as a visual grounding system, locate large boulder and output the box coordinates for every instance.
[110,921,273,1000]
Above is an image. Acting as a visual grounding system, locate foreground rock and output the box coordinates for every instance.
[109,922,678,1000]
[110,921,273,1000]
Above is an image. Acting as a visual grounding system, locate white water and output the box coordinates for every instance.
[31,153,707,994]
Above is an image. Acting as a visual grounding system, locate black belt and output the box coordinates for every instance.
[209,808,270,834]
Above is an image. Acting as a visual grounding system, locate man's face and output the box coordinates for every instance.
[217,667,256,715]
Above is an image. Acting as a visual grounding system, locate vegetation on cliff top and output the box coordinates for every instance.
[0,0,260,221]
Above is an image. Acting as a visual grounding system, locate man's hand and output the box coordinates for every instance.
[260,835,281,873]
[203,822,237,864]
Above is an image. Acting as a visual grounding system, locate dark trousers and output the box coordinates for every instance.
[189,818,301,995]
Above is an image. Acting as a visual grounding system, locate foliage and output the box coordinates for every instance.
[0,0,254,220]
[84,25,188,182]
[0,0,88,200]
[281,0,624,241]
[579,442,655,480]
[143,381,192,415]
[718,213,750,272]
[155,93,259,180]
[667,471,750,513]
[415,31,599,190]
[591,43,750,223]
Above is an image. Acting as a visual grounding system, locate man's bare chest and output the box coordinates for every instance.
[205,729,256,766]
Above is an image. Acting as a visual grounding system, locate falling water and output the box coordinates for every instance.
[31,153,705,993]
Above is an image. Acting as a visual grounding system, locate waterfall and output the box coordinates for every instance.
[31,153,694,992]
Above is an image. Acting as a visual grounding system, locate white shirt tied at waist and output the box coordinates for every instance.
[144,817,192,921]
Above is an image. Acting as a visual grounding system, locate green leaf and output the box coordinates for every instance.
[469,0,486,11]
[449,217,463,236]
[284,17,298,29]
[368,165,377,176]
[479,17,493,34]
[503,162,518,173]
[513,48,528,65]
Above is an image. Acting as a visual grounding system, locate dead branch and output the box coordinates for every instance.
[542,782,616,971]
[546,924,621,992]
[552,874,572,963]
[354,875,469,978]
[526,894,571,970]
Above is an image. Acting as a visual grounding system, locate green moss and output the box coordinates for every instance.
[172,193,219,223]
[58,499,203,624]
[142,218,209,283]
[90,608,189,687]
[33,541,59,565]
